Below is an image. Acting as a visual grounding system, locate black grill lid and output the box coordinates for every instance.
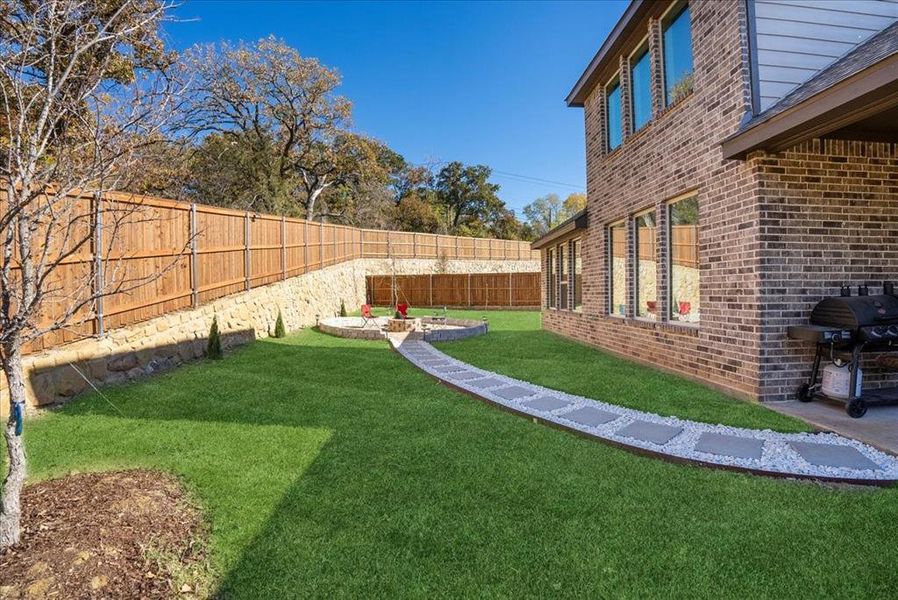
[811,294,898,329]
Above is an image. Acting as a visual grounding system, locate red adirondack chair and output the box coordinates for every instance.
[396,303,409,319]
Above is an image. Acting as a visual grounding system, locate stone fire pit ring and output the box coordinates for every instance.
[318,315,487,342]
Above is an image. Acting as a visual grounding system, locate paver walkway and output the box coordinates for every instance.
[389,335,898,484]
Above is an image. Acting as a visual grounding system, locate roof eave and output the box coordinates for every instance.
[531,210,588,250]
[566,0,646,108]
[721,53,898,160]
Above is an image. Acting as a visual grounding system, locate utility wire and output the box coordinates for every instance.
[410,160,585,192]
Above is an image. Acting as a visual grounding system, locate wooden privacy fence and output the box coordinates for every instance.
[12,190,538,352]
[366,273,541,308]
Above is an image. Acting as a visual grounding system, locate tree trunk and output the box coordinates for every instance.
[0,346,27,549]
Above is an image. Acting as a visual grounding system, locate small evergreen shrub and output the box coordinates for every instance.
[274,310,286,338]
[339,300,347,317]
[207,315,223,360]
[394,310,402,319]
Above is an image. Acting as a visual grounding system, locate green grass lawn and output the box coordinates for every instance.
[429,309,810,432]
[11,313,898,598]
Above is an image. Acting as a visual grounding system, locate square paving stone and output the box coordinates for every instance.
[562,406,618,427]
[616,420,683,446]
[788,441,880,471]
[451,371,485,381]
[421,359,449,366]
[469,377,507,389]
[493,385,538,401]
[695,432,764,460]
[433,365,466,374]
[521,395,572,412]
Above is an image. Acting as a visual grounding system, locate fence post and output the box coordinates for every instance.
[455,236,459,259]
[467,273,472,307]
[333,223,338,264]
[429,273,433,306]
[518,240,522,260]
[281,215,287,281]
[303,220,309,273]
[190,202,198,307]
[488,238,492,260]
[93,192,105,337]
[509,272,513,307]
[319,220,325,266]
[413,232,417,257]
[244,211,251,290]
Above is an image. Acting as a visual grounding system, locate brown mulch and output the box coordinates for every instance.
[0,470,212,599]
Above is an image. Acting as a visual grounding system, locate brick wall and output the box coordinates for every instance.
[757,139,898,401]
[544,0,767,401]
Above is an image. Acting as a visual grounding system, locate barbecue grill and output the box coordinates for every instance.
[788,283,898,418]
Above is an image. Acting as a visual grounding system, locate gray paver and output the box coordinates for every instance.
[521,395,572,411]
[468,377,507,389]
[789,441,881,470]
[433,365,465,374]
[493,385,538,400]
[451,371,485,381]
[695,432,764,460]
[562,406,618,427]
[617,420,683,445]
[421,359,449,366]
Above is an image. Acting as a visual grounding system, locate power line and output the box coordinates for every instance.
[409,160,585,192]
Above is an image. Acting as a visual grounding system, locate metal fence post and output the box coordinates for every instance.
[244,211,251,290]
[93,192,105,337]
[190,202,198,307]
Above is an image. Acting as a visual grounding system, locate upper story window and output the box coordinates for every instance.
[606,76,623,151]
[662,3,693,106]
[630,45,652,131]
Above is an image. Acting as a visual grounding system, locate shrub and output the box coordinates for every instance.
[394,310,402,319]
[207,315,223,360]
[274,310,286,338]
[339,301,347,317]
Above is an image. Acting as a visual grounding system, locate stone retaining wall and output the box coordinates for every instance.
[3,257,537,413]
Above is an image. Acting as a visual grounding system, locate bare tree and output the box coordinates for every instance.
[0,0,185,548]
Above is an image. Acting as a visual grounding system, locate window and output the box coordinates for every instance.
[636,211,657,320]
[547,247,556,308]
[573,239,583,311]
[606,77,623,151]
[630,46,652,131]
[559,244,569,310]
[669,196,699,324]
[663,4,693,106]
[609,222,627,316]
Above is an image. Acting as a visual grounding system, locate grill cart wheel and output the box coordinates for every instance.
[847,398,868,419]
[796,383,813,402]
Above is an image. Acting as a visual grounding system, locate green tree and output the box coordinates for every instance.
[434,162,502,233]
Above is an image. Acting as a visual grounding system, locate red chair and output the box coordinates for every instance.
[396,303,409,319]
[361,304,374,326]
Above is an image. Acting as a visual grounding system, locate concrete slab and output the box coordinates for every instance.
[695,432,764,460]
[770,400,898,456]
[493,385,538,400]
[451,371,486,381]
[789,441,881,471]
[617,420,682,445]
[433,365,466,374]
[562,406,619,427]
[468,377,508,389]
[521,395,572,412]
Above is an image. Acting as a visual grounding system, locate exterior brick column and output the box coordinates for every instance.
[618,54,633,139]
[648,17,665,116]
[585,86,607,158]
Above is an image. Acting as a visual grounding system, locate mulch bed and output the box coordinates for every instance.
[0,470,211,599]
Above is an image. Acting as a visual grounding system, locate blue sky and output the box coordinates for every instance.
[167,1,629,213]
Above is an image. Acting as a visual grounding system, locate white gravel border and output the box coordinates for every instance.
[391,337,898,483]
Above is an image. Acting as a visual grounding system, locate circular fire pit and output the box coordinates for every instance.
[318,315,487,342]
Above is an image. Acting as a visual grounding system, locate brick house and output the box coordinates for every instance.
[534,0,898,402]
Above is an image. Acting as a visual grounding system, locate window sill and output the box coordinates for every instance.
[603,314,699,336]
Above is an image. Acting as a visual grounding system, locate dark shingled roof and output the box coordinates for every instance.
[741,20,898,133]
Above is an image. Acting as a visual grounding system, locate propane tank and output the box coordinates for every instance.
[821,362,862,400]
